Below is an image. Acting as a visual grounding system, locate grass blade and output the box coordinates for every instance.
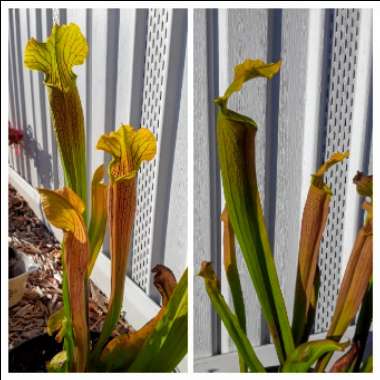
[360,356,373,372]
[352,278,372,371]
[88,165,107,275]
[199,262,265,372]
[221,207,247,372]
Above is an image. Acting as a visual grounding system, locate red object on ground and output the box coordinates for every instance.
[9,122,24,155]
[9,122,24,146]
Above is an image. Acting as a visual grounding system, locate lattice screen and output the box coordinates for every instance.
[131,9,171,292]
[315,9,361,333]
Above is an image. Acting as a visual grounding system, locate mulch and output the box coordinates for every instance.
[8,184,131,349]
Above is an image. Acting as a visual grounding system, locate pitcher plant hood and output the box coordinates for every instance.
[24,23,88,206]
[96,124,157,182]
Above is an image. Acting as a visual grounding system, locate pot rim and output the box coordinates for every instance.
[9,249,39,280]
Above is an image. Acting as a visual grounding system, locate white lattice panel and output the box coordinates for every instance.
[315,9,361,333]
[131,9,171,292]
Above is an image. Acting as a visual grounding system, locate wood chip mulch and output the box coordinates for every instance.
[8,184,132,349]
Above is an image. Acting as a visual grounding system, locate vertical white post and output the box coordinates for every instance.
[340,9,372,277]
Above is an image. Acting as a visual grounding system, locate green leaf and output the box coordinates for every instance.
[61,260,74,371]
[24,23,88,212]
[292,152,348,345]
[47,307,66,337]
[199,262,265,372]
[127,269,188,372]
[47,351,68,372]
[46,291,73,372]
[281,339,349,372]
[221,207,247,372]
[360,356,373,372]
[88,165,107,274]
[215,58,294,363]
[353,278,372,372]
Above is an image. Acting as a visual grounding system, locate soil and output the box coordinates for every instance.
[9,333,67,372]
[9,331,102,372]
[8,184,132,350]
